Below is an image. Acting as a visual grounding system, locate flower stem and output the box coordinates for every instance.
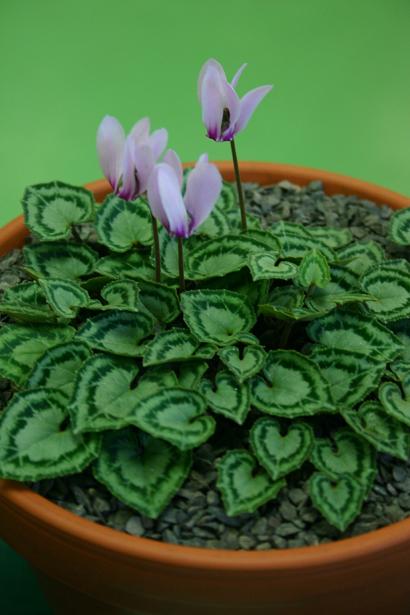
[230,138,247,232]
[151,216,161,283]
[177,236,185,292]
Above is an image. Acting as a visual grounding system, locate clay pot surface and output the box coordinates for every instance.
[1,162,410,615]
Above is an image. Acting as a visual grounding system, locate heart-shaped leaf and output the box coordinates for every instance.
[309,472,365,531]
[181,289,256,346]
[200,370,250,424]
[25,341,91,398]
[93,428,192,518]
[310,429,376,494]
[143,328,216,367]
[99,279,142,311]
[0,282,56,323]
[216,449,285,515]
[250,417,314,480]
[95,251,156,282]
[40,278,90,319]
[127,387,215,450]
[218,344,266,382]
[296,249,330,289]
[248,253,297,281]
[379,368,410,426]
[309,346,385,409]
[308,226,352,249]
[68,354,140,433]
[271,221,335,261]
[23,242,99,280]
[342,401,410,460]
[95,194,153,251]
[389,208,410,246]
[0,388,100,481]
[337,240,384,276]
[175,361,208,389]
[22,181,95,241]
[250,350,333,417]
[307,310,403,362]
[0,324,75,386]
[361,263,410,322]
[76,310,154,356]
[135,367,179,398]
[137,279,180,323]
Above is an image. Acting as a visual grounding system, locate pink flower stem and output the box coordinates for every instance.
[178,236,185,291]
[230,138,247,232]
[151,216,161,283]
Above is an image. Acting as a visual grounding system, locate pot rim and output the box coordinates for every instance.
[1,160,409,572]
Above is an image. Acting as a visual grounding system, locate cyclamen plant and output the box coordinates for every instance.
[1,59,410,536]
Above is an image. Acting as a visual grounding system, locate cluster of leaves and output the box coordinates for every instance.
[1,180,410,533]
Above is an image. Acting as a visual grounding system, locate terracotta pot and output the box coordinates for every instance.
[1,162,410,615]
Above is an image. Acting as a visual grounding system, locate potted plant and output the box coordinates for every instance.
[1,59,410,615]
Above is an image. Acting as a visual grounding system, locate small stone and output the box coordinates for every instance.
[108,509,133,529]
[141,516,154,530]
[220,529,239,549]
[93,496,111,516]
[162,529,179,544]
[301,509,319,523]
[275,522,299,537]
[279,500,298,521]
[307,180,323,191]
[287,537,306,548]
[398,493,410,509]
[288,488,308,507]
[393,466,408,482]
[255,542,272,550]
[384,504,404,523]
[272,536,287,549]
[238,535,257,549]
[206,490,219,506]
[125,516,144,536]
[251,517,268,536]
[397,477,410,492]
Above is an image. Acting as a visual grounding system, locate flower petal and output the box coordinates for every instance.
[132,143,155,195]
[147,165,168,228]
[234,85,273,134]
[184,156,222,232]
[200,65,225,140]
[231,63,247,89]
[220,82,240,141]
[197,58,227,100]
[96,115,125,191]
[118,136,137,200]
[148,128,168,160]
[148,164,189,237]
[163,149,183,188]
[129,117,151,145]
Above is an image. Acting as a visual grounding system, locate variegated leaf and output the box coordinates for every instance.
[76,310,154,356]
[23,242,98,280]
[389,208,410,246]
[389,320,410,361]
[93,429,192,518]
[295,249,330,289]
[250,350,333,417]
[95,194,152,252]
[309,473,365,531]
[0,282,56,323]
[307,226,352,249]
[96,279,142,312]
[337,240,384,276]
[95,251,156,282]
[181,289,256,346]
[379,366,410,426]
[199,370,250,424]
[342,401,410,460]
[250,417,314,480]
[0,388,100,480]
[271,221,335,261]
[216,449,285,515]
[40,278,90,319]
[248,253,297,281]
[135,367,179,398]
[306,265,370,311]
[143,328,215,367]
[22,181,94,241]
[218,344,266,383]
[361,263,410,322]
[137,279,180,323]
[175,361,208,389]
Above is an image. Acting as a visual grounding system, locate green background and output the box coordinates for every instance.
[1,0,409,611]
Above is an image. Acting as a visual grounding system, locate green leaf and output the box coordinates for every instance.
[216,449,285,515]
[157,227,199,279]
[137,279,180,323]
[175,361,208,389]
[0,324,75,386]
[127,387,215,450]
[337,241,384,276]
[296,249,331,289]
[199,370,250,424]
[95,251,155,282]
[309,346,385,409]
[181,289,256,346]
[250,350,333,418]
[92,279,142,312]
[250,417,314,480]
[23,242,99,280]
[307,226,352,249]
[22,181,94,241]
[305,266,370,311]
[76,310,154,356]
[361,263,410,322]
[93,429,192,518]
[271,221,335,261]
[0,388,100,481]
[217,181,237,212]
[68,354,139,433]
[309,473,365,531]
[186,233,280,280]
[307,310,403,362]
[389,320,410,361]
[379,367,410,427]
[259,302,330,322]
[196,200,231,237]
[389,208,410,246]
[143,328,216,367]
[25,341,91,398]
[310,429,376,494]
[342,401,410,460]
[0,282,56,323]
[40,278,90,319]
[218,344,266,383]
[248,253,297,281]
[200,268,269,308]
[95,194,152,252]
[135,367,179,398]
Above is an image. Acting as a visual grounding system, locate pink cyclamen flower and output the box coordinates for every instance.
[147,150,222,238]
[97,116,168,201]
[198,58,272,142]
